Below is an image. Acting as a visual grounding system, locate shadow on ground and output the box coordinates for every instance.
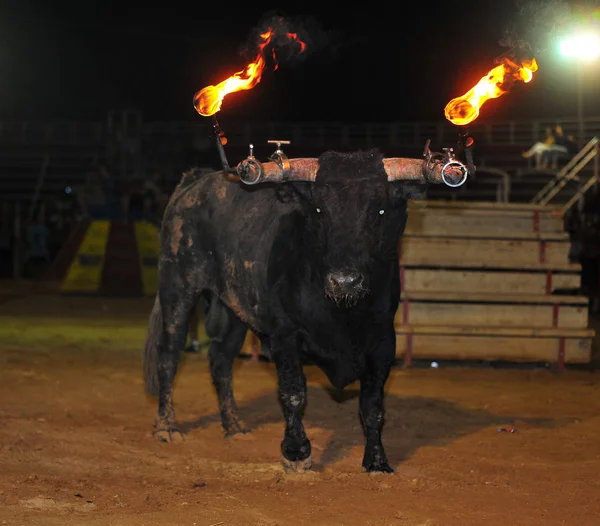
[178,382,572,471]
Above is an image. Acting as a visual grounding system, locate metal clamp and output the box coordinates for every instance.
[423,141,469,187]
[268,139,291,176]
[237,143,264,185]
[440,147,468,187]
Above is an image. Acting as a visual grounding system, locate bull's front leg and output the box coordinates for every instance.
[272,337,312,473]
[359,341,395,473]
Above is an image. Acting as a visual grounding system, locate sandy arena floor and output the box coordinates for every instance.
[1,288,600,525]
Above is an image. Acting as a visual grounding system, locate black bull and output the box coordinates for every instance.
[143,149,453,473]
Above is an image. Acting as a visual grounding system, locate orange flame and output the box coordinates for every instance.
[193,28,306,117]
[444,57,538,126]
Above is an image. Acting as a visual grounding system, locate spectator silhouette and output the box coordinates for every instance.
[522,127,560,169]
[552,125,578,157]
[522,125,577,170]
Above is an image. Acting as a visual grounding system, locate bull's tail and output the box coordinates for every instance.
[143,294,163,397]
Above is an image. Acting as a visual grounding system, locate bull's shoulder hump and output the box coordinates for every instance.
[168,170,233,210]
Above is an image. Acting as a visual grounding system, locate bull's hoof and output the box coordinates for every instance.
[223,418,250,437]
[281,438,312,473]
[153,422,184,443]
[362,461,394,474]
[281,454,313,473]
[362,445,393,473]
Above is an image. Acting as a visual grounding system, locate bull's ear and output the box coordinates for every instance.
[390,181,428,202]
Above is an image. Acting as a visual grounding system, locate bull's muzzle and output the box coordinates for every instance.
[325,269,366,306]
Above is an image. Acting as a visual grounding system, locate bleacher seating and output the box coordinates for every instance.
[0,144,100,204]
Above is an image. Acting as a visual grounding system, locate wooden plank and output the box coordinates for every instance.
[395,302,588,329]
[406,227,568,241]
[400,236,576,270]
[402,268,581,294]
[394,324,595,338]
[402,291,588,304]
[405,208,565,238]
[411,199,562,212]
[395,333,592,363]
[408,200,562,216]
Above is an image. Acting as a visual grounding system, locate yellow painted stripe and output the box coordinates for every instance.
[61,220,110,293]
[134,221,160,296]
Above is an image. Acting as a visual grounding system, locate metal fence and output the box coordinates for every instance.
[2,116,600,150]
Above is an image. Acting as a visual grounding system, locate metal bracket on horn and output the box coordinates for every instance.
[423,140,468,187]
[441,158,469,187]
[268,139,291,176]
[237,143,264,185]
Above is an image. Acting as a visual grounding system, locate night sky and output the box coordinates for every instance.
[0,0,598,124]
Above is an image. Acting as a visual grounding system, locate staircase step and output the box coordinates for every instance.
[411,200,562,212]
[395,325,594,364]
[401,267,581,295]
[402,291,587,304]
[396,292,589,329]
[400,235,575,270]
[407,200,565,237]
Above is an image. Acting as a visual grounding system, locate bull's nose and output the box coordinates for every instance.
[327,271,363,289]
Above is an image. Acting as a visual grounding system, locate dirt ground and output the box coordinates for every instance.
[1,286,600,525]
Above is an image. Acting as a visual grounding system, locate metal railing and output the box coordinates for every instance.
[143,116,600,151]
[2,115,600,150]
[531,137,599,210]
[560,148,599,215]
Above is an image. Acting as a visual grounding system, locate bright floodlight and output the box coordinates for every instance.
[560,32,600,61]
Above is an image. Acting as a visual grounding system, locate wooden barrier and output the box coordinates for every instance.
[397,200,594,367]
[395,326,593,365]
[406,201,565,238]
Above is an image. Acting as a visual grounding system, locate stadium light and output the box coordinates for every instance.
[559,30,600,146]
[559,32,600,61]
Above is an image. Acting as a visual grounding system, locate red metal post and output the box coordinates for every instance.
[557,337,566,371]
[539,241,547,264]
[545,270,553,294]
[533,210,540,233]
[404,332,413,368]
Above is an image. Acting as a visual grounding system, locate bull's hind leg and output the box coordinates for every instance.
[205,299,250,436]
[154,286,198,443]
[272,337,312,473]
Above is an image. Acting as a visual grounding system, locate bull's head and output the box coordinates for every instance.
[236,149,466,307]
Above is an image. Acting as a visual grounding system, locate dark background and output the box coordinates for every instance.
[0,0,598,123]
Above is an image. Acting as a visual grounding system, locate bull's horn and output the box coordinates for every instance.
[383,158,467,186]
[237,158,319,185]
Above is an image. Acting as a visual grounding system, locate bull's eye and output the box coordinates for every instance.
[379,209,385,215]
[316,207,321,213]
